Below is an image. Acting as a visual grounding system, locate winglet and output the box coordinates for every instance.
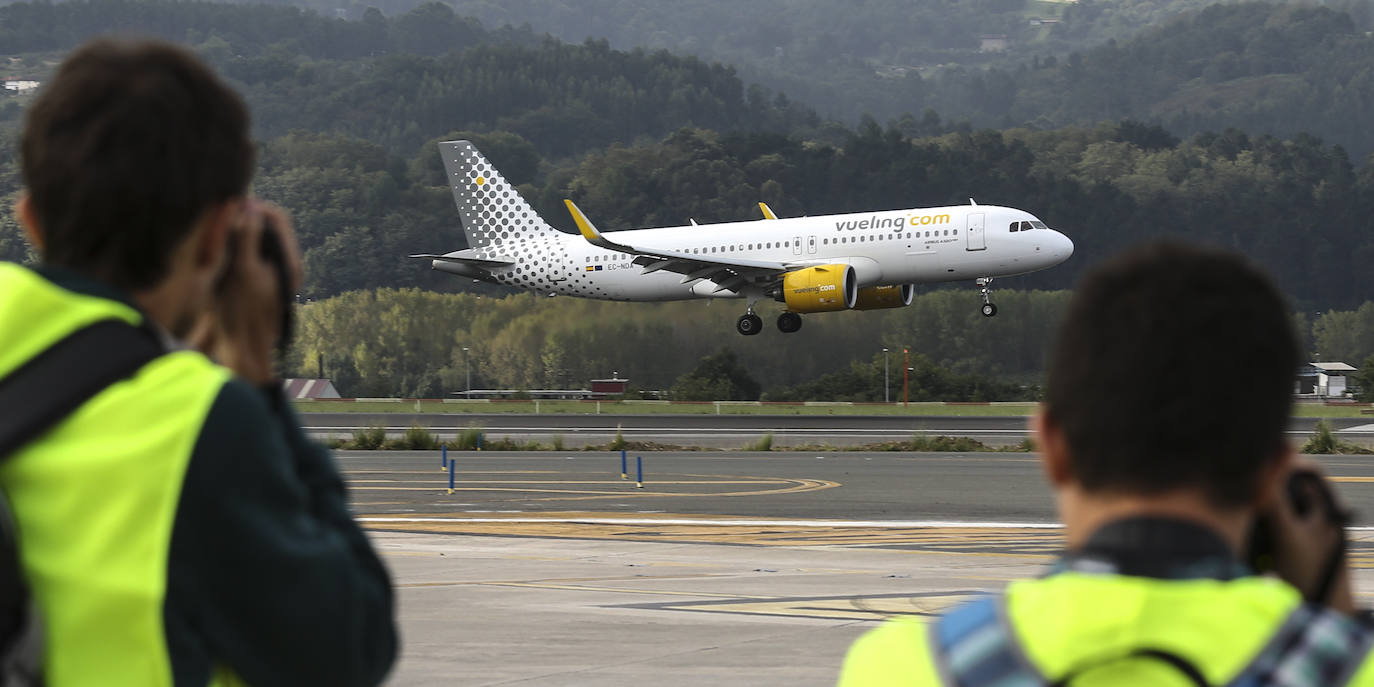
[565,199,632,252]
[565,199,602,241]
[759,202,779,220]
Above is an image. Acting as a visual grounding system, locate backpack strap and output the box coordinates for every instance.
[931,596,1210,687]
[0,319,164,457]
[1229,604,1374,687]
[930,596,1045,687]
[0,318,164,685]
[932,596,1374,687]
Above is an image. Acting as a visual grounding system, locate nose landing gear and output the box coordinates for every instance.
[977,277,997,317]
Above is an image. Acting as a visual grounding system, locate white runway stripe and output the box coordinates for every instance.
[359,516,1065,528]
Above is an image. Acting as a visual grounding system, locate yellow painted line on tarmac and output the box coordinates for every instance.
[363,480,793,485]
[477,581,773,598]
[1330,477,1374,483]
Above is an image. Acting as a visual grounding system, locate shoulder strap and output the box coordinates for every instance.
[0,319,164,458]
[930,596,1045,687]
[931,596,1211,687]
[0,318,162,685]
[1229,604,1374,687]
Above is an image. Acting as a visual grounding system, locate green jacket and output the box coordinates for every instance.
[839,518,1374,686]
[0,263,396,686]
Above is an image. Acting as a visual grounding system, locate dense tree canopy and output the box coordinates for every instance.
[2,1,1373,400]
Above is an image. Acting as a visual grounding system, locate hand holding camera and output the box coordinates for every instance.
[189,200,302,385]
[1251,461,1355,613]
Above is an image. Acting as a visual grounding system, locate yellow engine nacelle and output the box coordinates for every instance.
[852,284,914,311]
[776,264,857,313]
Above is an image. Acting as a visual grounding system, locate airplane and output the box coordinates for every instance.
[413,140,1074,336]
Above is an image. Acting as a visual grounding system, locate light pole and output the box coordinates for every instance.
[903,347,910,407]
[463,347,471,398]
[882,348,889,403]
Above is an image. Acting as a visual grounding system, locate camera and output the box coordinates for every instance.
[1246,468,1350,603]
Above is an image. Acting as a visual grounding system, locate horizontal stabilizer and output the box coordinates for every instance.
[409,250,515,266]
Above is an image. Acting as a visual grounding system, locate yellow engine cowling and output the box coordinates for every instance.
[852,284,914,311]
[777,264,857,313]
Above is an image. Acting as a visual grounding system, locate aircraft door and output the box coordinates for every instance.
[966,213,986,251]
[807,235,817,254]
[793,236,803,255]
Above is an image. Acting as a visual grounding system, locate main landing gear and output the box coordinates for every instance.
[977,277,998,317]
[777,312,802,333]
[735,310,804,335]
[736,312,763,336]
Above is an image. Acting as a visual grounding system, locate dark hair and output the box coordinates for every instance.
[1045,242,1299,507]
[20,39,254,290]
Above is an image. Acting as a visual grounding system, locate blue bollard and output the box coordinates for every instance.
[636,455,643,489]
[447,458,455,494]
[477,433,484,452]
[620,449,628,480]
[442,445,448,471]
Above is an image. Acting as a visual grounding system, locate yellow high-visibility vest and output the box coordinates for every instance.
[0,263,238,686]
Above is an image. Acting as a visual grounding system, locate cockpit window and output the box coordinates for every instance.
[1030,221,1048,230]
[1009,222,1020,232]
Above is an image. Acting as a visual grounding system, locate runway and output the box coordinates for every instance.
[344,449,1374,523]
[358,449,1374,685]
[308,413,1374,448]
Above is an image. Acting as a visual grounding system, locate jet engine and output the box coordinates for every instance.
[852,284,914,311]
[775,264,857,312]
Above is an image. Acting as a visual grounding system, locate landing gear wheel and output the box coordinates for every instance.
[976,277,997,318]
[737,313,763,336]
[777,312,803,333]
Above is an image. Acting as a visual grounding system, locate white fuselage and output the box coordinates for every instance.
[480,204,1073,301]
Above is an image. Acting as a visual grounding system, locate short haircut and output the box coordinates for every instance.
[1045,242,1299,507]
[20,39,254,290]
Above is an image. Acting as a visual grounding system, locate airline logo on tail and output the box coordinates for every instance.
[413,141,1074,335]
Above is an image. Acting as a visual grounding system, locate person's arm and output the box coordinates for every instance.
[165,378,396,687]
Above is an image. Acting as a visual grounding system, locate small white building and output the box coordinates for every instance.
[1296,362,1358,397]
[282,378,342,399]
[4,80,38,93]
[979,35,1009,52]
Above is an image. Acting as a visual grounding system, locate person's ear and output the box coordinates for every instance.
[1033,409,1074,487]
[14,192,44,253]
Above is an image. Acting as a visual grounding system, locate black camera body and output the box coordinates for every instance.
[257,218,294,352]
[1246,469,1348,579]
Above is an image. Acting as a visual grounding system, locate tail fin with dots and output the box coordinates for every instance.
[438,140,561,259]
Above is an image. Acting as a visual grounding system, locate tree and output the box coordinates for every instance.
[1356,355,1374,402]
[670,348,761,401]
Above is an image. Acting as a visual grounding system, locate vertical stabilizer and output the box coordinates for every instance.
[439,140,560,259]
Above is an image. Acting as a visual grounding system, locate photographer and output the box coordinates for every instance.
[839,243,1371,686]
[0,40,395,685]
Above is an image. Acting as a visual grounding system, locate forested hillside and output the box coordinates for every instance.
[910,4,1374,158]
[2,1,1373,398]
[1,1,1371,308]
[0,1,815,155]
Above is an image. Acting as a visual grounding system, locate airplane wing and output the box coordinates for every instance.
[409,249,515,267]
[564,199,796,293]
